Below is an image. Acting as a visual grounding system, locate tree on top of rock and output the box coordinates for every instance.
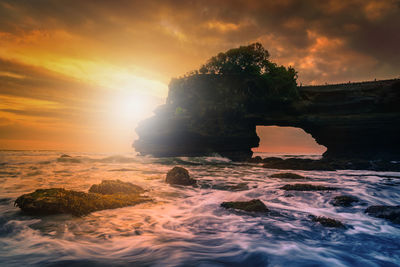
[199,43,271,75]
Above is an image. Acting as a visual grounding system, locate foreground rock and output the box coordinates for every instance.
[270,172,307,179]
[365,205,400,224]
[89,179,144,194]
[166,167,196,186]
[310,215,345,228]
[221,199,269,213]
[331,195,359,207]
[14,180,150,216]
[281,184,337,191]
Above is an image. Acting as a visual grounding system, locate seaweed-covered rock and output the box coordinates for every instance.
[331,195,359,207]
[280,184,337,191]
[14,188,150,216]
[89,180,144,195]
[166,167,196,186]
[270,173,307,179]
[365,205,400,224]
[310,215,345,228]
[221,199,269,212]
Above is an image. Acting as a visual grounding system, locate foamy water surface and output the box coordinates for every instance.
[0,151,400,266]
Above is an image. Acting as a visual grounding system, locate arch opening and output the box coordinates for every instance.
[252,126,327,156]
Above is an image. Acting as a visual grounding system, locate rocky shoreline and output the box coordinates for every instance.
[14,166,400,228]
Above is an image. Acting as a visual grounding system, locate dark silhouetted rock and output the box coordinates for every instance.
[89,180,144,195]
[270,172,307,179]
[134,72,400,164]
[263,158,334,171]
[166,167,196,186]
[332,195,359,207]
[14,187,150,216]
[365,205,400,224]
[310,215,345,228]
[280,184,337,191]
[221,199,269,212]
[248,156,263,163]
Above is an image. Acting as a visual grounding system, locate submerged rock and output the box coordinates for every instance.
[280,184,337,191]
[166,167,196,186]
[270,172,307,179]
[89,179,144,195]
[247,156,263,163]
[365,205,400,224]
[331,195,359,207]
[263,158,334,171]
[14,187,150,216]
[211,182,249,191]
[310,215,345,228]
[221,199,269,213]
[57,154,81,163]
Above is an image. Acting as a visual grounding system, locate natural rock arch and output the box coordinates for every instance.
[134,76,400,161]
[252,126,326,154]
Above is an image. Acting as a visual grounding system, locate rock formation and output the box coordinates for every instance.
[134,75,400,161]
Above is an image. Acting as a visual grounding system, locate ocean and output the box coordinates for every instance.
[0,151,399,266]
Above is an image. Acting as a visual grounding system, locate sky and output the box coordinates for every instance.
[0,0,399,153]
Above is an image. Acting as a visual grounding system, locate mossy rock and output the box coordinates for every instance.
[270,172,307,179]
[221,199,269,212]
[280,184,337,191]
[89,179,144,195]
[15,187,150,216]
[166,167,196,186]
[331,195,359,207]
[310,215,345,228]
[365,205,400,224]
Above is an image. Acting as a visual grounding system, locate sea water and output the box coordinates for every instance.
[0,151,399,266]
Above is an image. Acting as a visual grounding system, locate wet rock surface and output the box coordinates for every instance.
[281,184,337,191]
[166,167,196,186]
[14,187,150,216]
[89,179,145,195]
[221,199,269,213]
[210,182,249,191]
[310,215,345,228]
[365,205,400,224]
[331,195,359,207]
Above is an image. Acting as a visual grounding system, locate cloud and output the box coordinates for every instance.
[1,0,399,84]
[0,0,399,152]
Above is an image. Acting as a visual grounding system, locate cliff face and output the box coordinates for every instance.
[134,75,400,161]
